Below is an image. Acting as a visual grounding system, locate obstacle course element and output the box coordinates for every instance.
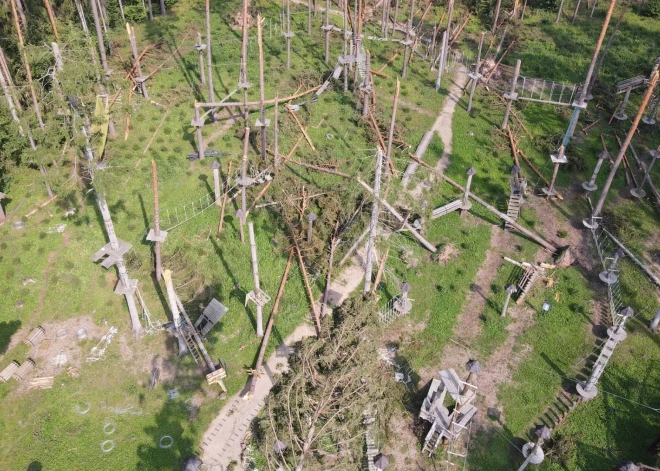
[577,307,633,400]
[378,282,413,324]
[419,366,478,465]
[195,299,228,338]
[0,361,19,382]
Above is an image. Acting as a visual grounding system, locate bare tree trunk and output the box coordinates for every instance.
[493,0,502,31]
[43,0,60,40]
[588,0,632,96]
[147,0,154,20]
[159,0,166,15]
[0,50,24,136]
[15,0,27,28]
[205,0,216,106]
[10,0,44,128]
[89,0,108,72]
[556,0,565,22]
[118,0,125,21]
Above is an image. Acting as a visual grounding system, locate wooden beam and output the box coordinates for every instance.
[285,105,316,151]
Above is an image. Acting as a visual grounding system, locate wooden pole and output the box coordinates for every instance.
[118,0,125,22]
[274,93,280,167]
[197,32,206,84]
[0,55,24,136]
[501,59,521,129]
[151,161,163,281]
[320,224,339,318]
[437,0,453,88]
[294,239,322,337]
[147,0,154,21]
[127,24,149,98]
[493,0,503,31]
[219,161,232,232]
[362,50,371,117]
[89,0,108,72]
[385,79,400,172]
[571,0,582,23]
[324,0,331,63]
[401,0,415,79]
[364,149,384,292]
[589,68,658,223]
[257,14,267,162]
[286,0,292,69]
[43,0,60,40]
[205,0,215,105]
[556,0,565,22]
[9,0,44,128]
[246,248,294,395]
[308,0,312,35]
[466,32,485,113]
[248,222,265,337]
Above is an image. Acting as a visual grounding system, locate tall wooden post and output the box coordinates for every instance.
[493,0,503,30]
[362,50,371,117]
[248,222,265,337]
[195,32,206,84]
[435,30,447,91]
[364,148,384,293]
[467,32,485,113]
[274,93,280,167]
[571,0,582,23]
[0,54,24,136]
[437,0,453,90]
[44,0,60,40]
[147,161,167,281]
[353,0,362,87]
[238,0,251,242]
[385,79,400,170]
[89,0,108,72]
[193,105,205,160]
[10,0,44,128]
[324,0,331,63]
[284,0,294,69]
[555,0,565,22]
[0,193,5,222]
[501,59,521,129]
[401,0,415,79]
[391,0,399,37]
[118,0,125,22]
[96,193,143,335]
[257,14,269,162]
[127,24,149,98]
[555,0,617,162]
[205,0,216,105]
[586,67,658,228]
[308,0,312,35]
[211,161,222,204]
[589,0,629,92]
[343,1,349,92]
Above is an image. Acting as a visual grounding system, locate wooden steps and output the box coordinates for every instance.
[505,191,523,231]
[516,267,538,305]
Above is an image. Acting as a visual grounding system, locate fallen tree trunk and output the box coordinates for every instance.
[407,153,559,253]
[245,248,294,396]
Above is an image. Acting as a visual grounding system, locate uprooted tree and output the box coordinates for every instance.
[257,298,393,470]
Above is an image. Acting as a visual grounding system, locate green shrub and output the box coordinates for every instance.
[123,5,147,24]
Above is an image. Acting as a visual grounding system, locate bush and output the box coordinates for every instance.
[124,5,147,24]
[644,0,660,17]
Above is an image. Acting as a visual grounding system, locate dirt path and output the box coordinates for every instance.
[409,68,468,198]
[432,69,468,173]
[200,245,368,468]
[428,225,512,377]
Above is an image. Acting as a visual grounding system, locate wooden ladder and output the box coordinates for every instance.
[182,329,203,365]
[505,191,523,231]
[516,267,538,305]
